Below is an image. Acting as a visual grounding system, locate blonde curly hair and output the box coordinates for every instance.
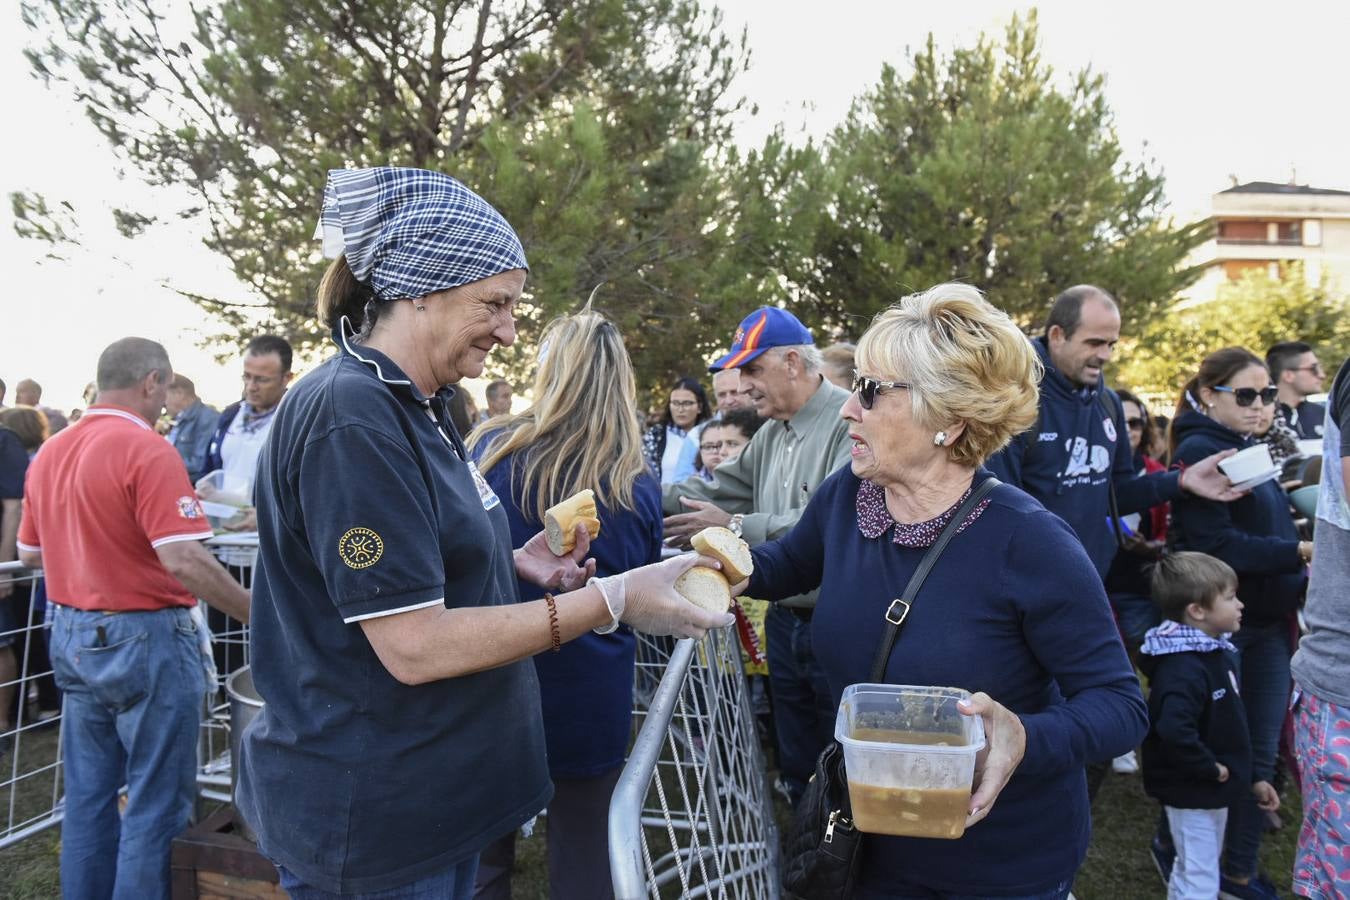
[855,283,1042,468]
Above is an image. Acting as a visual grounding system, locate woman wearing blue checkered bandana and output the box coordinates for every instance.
[236,167,734,898]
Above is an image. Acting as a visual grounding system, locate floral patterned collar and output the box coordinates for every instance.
[855,479,992,548]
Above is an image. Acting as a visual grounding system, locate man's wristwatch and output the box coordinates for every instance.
[728,514,744,538]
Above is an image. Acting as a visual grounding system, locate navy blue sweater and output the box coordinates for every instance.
[474,443,664,778]
[1169,411,1304,627]
[1140,640,1251,809]
[986,337,1181,578]
[747,467,1147,896]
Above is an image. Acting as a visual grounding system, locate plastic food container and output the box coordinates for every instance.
[195,469,252,508]
[835,684,985,840]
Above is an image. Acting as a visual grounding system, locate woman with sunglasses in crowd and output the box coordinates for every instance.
[744,283,1147,898]
[1105,391,1171,655]
[1168,346,1312,900]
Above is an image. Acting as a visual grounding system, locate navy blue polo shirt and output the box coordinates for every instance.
[237,327,551,894]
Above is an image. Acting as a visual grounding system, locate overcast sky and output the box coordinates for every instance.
[3,0,1347,410]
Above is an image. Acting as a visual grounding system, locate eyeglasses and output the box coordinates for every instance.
[851,371,911,410]
[669,400,699,409]
[1126,417,1145,430]
[1213,385,1278,407]
[701,439,746,453]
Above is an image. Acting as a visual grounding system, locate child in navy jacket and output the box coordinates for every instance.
[1140,552,1279,899]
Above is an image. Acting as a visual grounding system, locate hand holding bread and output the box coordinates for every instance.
[671,526,753,614]
[589,551,737,638]
[545,490,602,555]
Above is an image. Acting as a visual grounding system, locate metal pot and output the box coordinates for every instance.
[225,665,264,841]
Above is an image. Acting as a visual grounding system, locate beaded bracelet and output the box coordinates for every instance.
[544,592,561,652]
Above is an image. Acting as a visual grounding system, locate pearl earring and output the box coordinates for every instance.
[933,431,947,446]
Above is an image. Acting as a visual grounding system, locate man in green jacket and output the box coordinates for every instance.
[663,307,851,805]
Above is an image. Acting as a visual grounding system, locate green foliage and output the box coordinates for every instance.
[1115,263,1350,401]
[9,191,78,255]
[801,11,1207,340]
[22,0,753,389]
[21,4,1207,394]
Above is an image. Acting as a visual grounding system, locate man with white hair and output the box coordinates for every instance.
[662,306,852,805]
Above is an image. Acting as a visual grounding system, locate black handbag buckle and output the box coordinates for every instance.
[885,598,911,626]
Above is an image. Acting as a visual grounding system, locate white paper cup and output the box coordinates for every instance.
[1218,444,1274,482]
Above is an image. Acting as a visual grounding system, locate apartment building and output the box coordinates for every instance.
[1185,180,1350,302]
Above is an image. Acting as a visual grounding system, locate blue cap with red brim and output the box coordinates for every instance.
[709,307,814,372]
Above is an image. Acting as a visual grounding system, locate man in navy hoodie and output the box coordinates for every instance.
[986,285,1241,580]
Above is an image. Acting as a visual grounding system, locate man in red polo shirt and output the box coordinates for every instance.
[17,337,250,900]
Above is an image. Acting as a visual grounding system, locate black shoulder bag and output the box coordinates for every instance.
[781,476,1001,899]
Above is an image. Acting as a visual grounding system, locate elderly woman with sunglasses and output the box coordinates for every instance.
[744,284,1147,899]
[1167,347,1311,898]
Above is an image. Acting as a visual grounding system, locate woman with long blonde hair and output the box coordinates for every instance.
[467,309,662,900]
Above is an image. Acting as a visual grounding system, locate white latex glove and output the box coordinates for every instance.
[590,553,736,638]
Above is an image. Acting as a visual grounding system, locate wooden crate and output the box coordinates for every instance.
[171,807,284,899]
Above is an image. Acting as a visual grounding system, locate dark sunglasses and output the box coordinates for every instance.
[1212,385,1278,407]
[1126,417,1145,429]
[851,371,911,410]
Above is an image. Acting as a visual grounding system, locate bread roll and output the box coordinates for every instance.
[690,526,753,583]
[674,566,732,614]
[544,489,602,555]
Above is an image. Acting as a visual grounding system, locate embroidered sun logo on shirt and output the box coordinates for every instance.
[338,527,384,569]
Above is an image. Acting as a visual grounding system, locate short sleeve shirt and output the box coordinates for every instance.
[236,330,550,894]
[17,407,211,610]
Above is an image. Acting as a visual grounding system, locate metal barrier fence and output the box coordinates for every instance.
[611,626,780,900]
[1,536,256,850]
[0,562,63,850]
[196,534,256,805]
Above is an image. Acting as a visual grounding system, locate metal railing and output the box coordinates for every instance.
[0,562,64,850]
[196,534,257,804]
[1,536,256,849]
[611,627,780,899]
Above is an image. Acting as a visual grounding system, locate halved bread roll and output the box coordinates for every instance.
[690,526,753,584]
[674,566,732,614]
[545,489,602,555]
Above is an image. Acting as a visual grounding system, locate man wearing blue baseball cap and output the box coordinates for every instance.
[663,306,853,805]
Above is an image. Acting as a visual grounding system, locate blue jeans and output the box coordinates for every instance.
[856,878,1072,899]
[765,604,835,804]
[1223,620,1292,879]
[277,855,479,899]
[49,604,208,900]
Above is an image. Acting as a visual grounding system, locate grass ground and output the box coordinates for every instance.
[1075,765,1301,898]
[1,731,1305,899]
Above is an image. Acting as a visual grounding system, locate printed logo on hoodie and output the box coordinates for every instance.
[1062,435,1113,482]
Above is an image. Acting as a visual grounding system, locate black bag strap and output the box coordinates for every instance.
[1095,393,1129,551]
[867,476,1001,682]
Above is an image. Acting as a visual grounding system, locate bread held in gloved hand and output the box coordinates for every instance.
[589,553,736,638]
[673,566,732,613]
[545,489,602,555]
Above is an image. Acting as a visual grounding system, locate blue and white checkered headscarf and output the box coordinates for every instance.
[315,167,527,300]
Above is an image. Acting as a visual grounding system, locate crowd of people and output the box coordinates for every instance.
[1,165,1346,900]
